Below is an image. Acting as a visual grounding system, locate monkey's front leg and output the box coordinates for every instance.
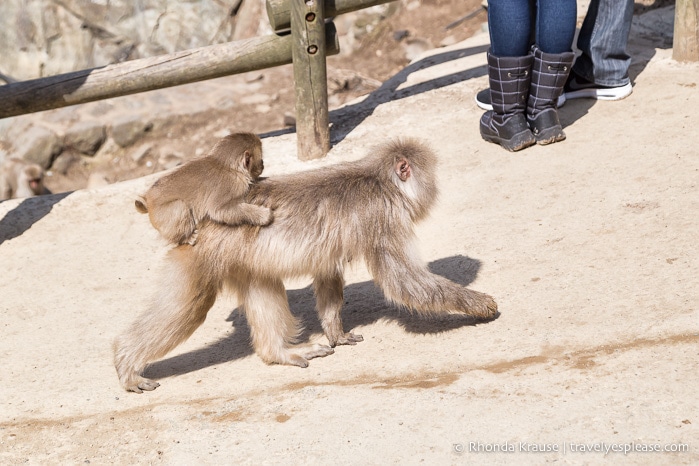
[313,273,364,347]
[243,277,335,366]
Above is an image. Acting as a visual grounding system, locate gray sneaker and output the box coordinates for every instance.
[563,73,633,101]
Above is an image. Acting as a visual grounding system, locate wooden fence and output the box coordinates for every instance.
[0,0,393,160]
[0,0,697,160]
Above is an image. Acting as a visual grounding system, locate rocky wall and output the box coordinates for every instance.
[0,0,269,82]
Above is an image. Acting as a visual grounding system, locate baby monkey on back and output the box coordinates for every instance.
[135,132,272,245]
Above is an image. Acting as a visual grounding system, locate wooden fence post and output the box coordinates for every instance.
[291,0,330,160]
[673,0,699,62]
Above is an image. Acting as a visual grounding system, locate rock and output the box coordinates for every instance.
[129,144,153,164]
[51,152,82,175]
[232,0,270,41]
[111,117,153,148]
[64,121,106,156]
[158,153,184,170]
[328,68,381,94]
[406,1,420,11]
[86,172,111,189]
[241,94,271,105]
[334,3,401,55]
[440,35,459,47]
[0,0,252,81]
[12,125,63,169]
[213,129,232,139]
[244,72,264,83]
[393,30,410,41]
[402,37,434,62]
[156,142,185,169]
[283,113,296,127]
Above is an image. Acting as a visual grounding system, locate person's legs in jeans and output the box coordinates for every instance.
[535,0,577,54]
[480,0,536,151]
[487,0,531,57]
[526,0,576,144]
[475,0,574,111]
[566,0,634,99]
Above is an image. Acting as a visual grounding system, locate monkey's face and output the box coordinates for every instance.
[24,167,44,194]
[28,178,42,191]
[245,149,265,179]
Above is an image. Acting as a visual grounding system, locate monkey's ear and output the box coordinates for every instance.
[395,158,411,182]
[243,150,252,169]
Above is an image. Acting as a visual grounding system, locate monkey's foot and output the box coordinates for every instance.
[330,332,364,347]
[125,376,160,394]
[283,343,335,368]
[471,293,498,319]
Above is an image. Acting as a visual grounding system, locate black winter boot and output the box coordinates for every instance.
[480,52,536,152]
[527,46,575,145]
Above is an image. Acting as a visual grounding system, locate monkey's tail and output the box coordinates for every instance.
[135,197,148,213]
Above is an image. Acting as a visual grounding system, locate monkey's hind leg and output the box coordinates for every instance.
[243,277,334,367]
[150,200,197,245]
[313,273,363,347]
[369,243,498,319]
[113,249,218,392]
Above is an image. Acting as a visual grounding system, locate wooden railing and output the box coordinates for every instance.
[0,0,394,160]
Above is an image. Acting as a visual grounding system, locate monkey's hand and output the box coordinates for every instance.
[281,343,335,367]
[126,376,160,394]
[258,206,273,226]
[227,203,273,226]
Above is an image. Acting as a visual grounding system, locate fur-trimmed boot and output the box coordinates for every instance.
[480,52,536,152]
[527,46,575,145]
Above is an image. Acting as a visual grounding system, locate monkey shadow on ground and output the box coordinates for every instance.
[260,45,489,143]
[145,254,497,380]
[0,192,72,245]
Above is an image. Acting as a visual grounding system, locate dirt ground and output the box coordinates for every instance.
[1,3,698,465]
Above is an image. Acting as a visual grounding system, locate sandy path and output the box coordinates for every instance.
[1,7,697,464]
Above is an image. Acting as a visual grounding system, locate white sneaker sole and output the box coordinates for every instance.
[564,82,633,101]
[475,82,632,111]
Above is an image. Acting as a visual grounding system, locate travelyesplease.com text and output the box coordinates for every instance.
[454,441,690,455]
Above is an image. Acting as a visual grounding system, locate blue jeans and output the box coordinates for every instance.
[487,0,577,57]
[572,0,634,86]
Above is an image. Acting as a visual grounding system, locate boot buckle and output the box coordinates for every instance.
[507,70,529,78]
